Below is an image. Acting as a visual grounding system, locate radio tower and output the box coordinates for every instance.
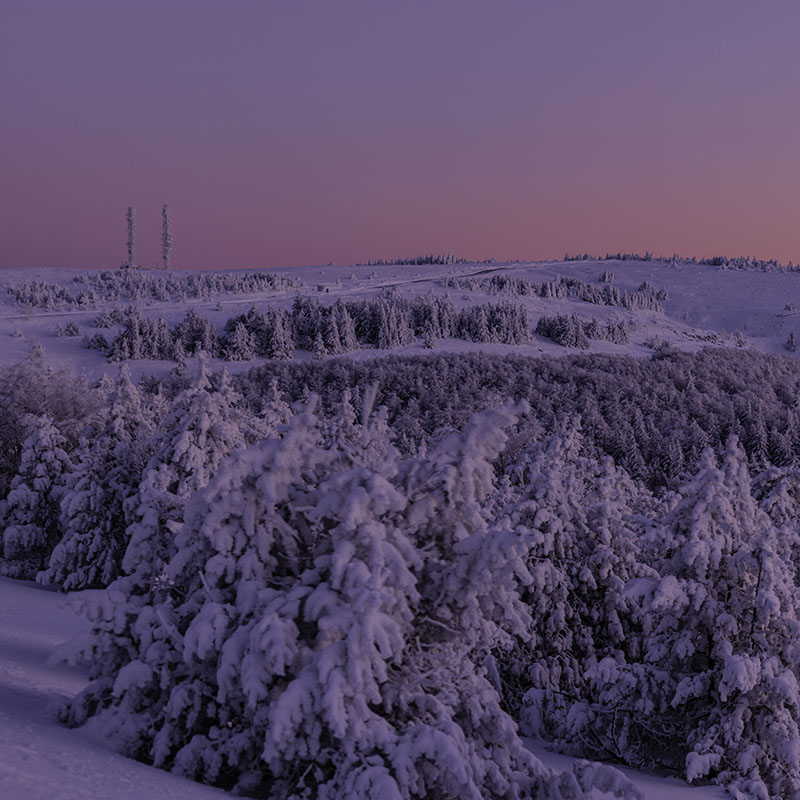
[161,204,173,269]
[125,206,136,269]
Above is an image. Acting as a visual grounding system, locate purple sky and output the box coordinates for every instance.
[3,1,800,269]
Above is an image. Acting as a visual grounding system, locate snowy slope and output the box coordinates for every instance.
[0,577,226,800]
[1,258,799,382]
[0,576,725,799]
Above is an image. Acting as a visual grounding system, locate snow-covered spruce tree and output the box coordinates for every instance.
[226,321,256,361]
[40,366,154,590]
[312,329,327,358]
[377,295,414,349]
[0,415,73,579]
[332,299,358,352]
[265,308,295,360]
[0,344,95,499]
[291,295,324,351]
[122,362,248,593]
[501,425,654,741]
[56,363,253,734]
[579,438,800,798]
[251,376,293,442]
[59,400,636,799]
[753,464,800,567]
[321,384,396,472]
[322,313,342,355]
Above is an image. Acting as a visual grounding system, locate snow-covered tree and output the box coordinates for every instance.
[312,329,327,358]
[40,366,153,590]
[225,321,256,361]
[320,384,396,472]
[332,299,358,352]
[0,345,95,498]
[499,426,654,740]
[122,362,248,591]
[175,309,220,357]
[58,399,635,799]
[322,312,342,355]
[248,377,293,443]
[1,415,73,579]
[56,364,253,742]
[266,309,295,360]
[578,438,800,798]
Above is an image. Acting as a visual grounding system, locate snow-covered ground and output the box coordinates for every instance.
[0,577,226,800]
[1,258,799,382]
[528,742,726,800]
[0,576,725,799]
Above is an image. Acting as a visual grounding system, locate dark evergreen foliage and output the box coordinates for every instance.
[7,269,299,309]
[536,314,629,347]
[237,349,800,489]
[444,273,666,312]
[359,252,468,265]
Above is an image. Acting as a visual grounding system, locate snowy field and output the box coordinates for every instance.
[0,577,724,799]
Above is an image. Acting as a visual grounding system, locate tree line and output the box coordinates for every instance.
[85,293,533,362]
[6,269,298,309]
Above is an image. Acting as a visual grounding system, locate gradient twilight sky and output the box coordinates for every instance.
[3,1,800,269]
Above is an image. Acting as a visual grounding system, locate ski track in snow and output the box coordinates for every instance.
[0,576,726,800]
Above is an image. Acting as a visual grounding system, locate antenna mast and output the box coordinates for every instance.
[125,206,136,269]
[161,204,173,269]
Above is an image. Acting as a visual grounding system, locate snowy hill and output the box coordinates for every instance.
[2,259,799,799]
[1,258,798,381]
